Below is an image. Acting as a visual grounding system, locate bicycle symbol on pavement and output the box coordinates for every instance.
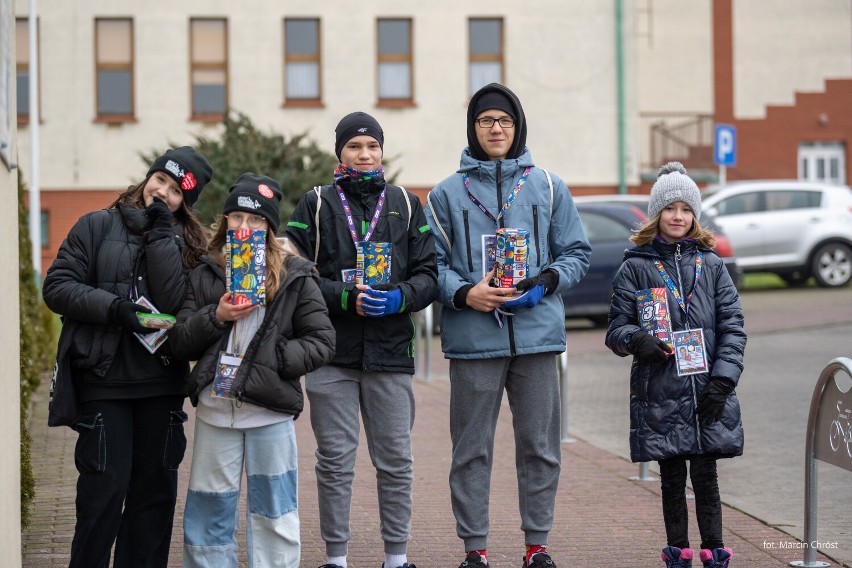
[829,401,852,459]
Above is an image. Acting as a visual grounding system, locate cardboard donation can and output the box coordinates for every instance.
[635,287,674,349]
[226,229,267,305]
[356,241,392,286]
[493,228,529,289]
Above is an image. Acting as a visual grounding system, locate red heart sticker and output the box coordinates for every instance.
[181,172,197,191]
[258,184,274,198]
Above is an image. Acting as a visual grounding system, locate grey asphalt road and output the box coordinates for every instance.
[564,284,852,567]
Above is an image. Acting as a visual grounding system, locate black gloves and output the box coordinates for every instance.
[696,377,735,425]
[109,299,155,334]
[145,198,174,241]
[515,269,559,295]
[631,333,673,363]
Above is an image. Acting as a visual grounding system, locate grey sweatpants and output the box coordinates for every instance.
[449,353,562,552]
[305,365,415,558]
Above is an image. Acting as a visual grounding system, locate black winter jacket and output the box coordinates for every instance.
[170,254,335,417]
[284,179,437,374]
[43,205,190,401]
[605,238,747,463]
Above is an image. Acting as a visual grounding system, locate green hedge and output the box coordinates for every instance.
[19,174,55,528]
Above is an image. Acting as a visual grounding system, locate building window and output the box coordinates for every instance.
[190,18,228,119]
[377,18,413,105]
[16,17,39,123]
[284,18,321,106]
[95,18,134,120]
[469,18,503,96]
[799,142,846,185]
[40,210,49,249]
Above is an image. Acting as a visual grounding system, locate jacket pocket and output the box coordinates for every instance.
[70,325,121,377]
[72,413,106,474]
[163,410,188,470]
[463,210,474,272]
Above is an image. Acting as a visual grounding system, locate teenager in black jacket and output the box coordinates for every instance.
[285,112,437,568]
[42,147,212,568]
[170,173,335,568]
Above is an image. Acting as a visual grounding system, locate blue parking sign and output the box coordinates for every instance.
[714,124,736,167]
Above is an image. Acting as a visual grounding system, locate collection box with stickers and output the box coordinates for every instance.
[493,228,529,289]
[226,229,267,305]
[356,241,392,286]
[635,287,674,349]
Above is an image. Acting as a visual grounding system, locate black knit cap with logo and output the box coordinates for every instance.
[334,112,384,161]
[147,146,213,208]
[223,172,283,233]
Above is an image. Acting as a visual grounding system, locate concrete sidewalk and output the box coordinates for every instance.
[22,345,837,567]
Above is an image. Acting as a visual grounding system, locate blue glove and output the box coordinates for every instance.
[501,284,545,309]
[361,287,404,317]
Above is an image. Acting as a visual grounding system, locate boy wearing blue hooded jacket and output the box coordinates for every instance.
[425,83,591,568]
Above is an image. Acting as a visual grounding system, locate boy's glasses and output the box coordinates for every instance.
[475,117,515,129]
[226,212,266,229]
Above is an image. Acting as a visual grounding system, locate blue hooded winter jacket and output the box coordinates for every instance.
[425,147,591,359]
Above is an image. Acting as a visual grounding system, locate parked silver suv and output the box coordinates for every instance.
[701,180,852,287]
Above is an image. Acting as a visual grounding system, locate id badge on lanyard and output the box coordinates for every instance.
[212,351,243,399]
[673,329,708,376]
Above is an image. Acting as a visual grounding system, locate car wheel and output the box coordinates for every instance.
[811,242,852,288]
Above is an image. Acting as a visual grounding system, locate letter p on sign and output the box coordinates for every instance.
[714,124,736,167]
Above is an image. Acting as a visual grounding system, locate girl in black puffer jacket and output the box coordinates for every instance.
[42,146,212,568]
[170,173,335,568]
[606,163,746,568]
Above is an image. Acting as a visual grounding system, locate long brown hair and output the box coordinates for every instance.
[110,175,209,268]
[208,216,293,300]
[630,212,716,248]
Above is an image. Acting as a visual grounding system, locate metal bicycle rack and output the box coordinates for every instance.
[790,356,852,568]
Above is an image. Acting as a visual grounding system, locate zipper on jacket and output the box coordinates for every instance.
[691,375,703,452]
[496,161,504,230]
[532,205,541,267]
[463,210,474,272]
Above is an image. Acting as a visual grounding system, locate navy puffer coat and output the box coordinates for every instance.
[605,238,746,463]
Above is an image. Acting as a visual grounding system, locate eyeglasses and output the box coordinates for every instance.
[475,117,515,129]
[226,212,267,229]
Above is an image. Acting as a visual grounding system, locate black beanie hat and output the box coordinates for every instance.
[223,173,283,233]
[147,146,213,208]
[334,112,384,161]
[467,83,528,161]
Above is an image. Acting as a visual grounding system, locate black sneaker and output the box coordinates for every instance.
[523,552,556,568]
[318,565,344,568]
[459,552,488,567]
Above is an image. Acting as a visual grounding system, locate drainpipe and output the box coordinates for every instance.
[615,0,627,194]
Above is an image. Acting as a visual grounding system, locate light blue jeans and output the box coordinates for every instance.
[183,418,299,568]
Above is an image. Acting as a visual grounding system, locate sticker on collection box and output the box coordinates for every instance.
[356,241,392,286]
[226,229,267,306]
[635,287,674,349]
[492,228,529,292]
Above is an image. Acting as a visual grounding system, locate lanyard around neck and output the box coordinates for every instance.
[462,166,531,225]
[335,184,386,249]
[653,249,703,321]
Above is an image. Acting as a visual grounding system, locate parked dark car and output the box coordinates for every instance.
[562,198,742,327]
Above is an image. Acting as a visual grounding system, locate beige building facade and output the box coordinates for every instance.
[12,0,852,267]
[2,0,22,563]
